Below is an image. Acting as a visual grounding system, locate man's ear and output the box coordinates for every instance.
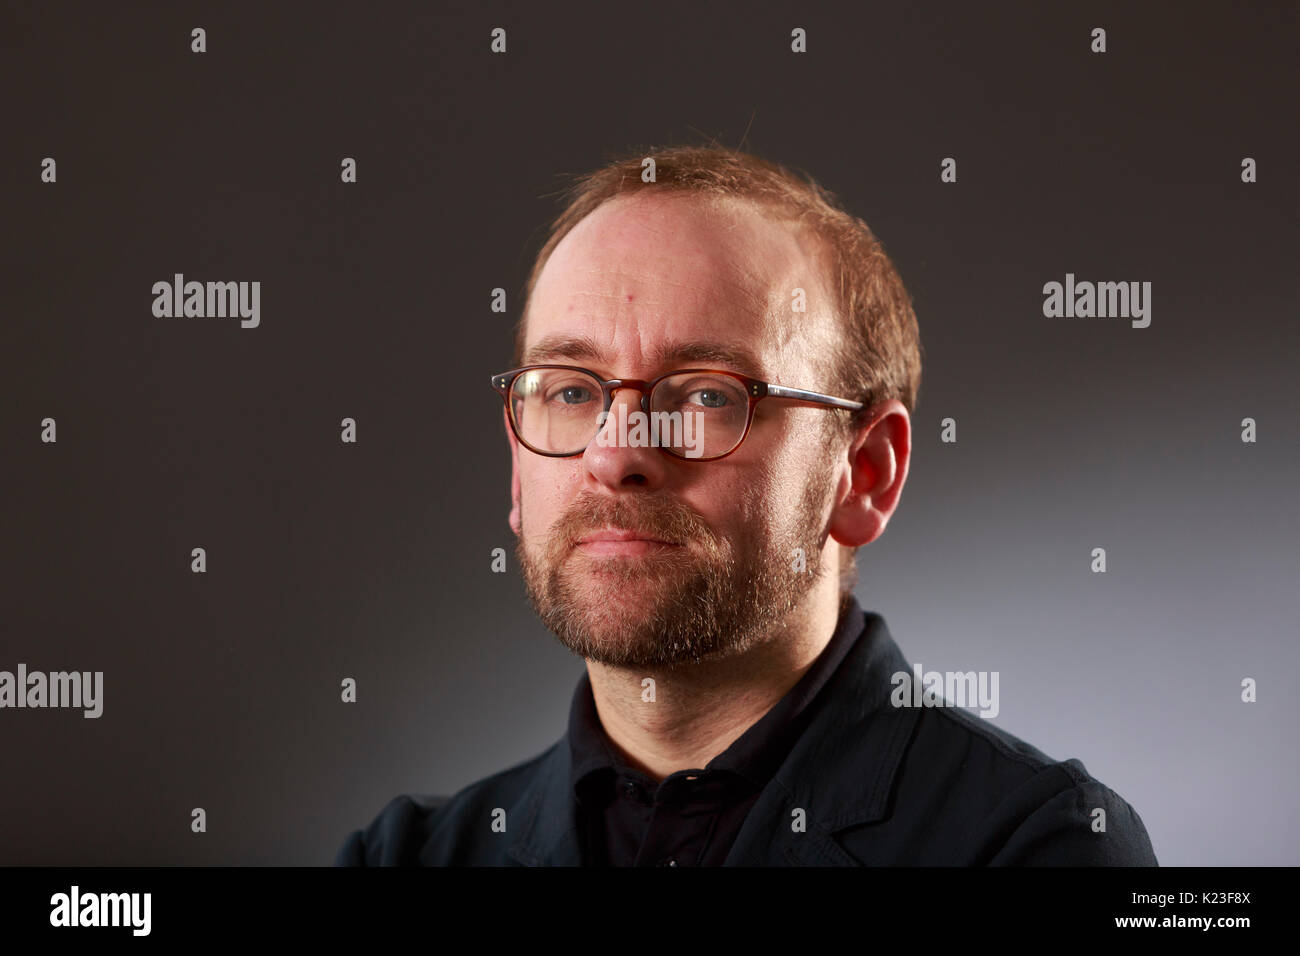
[828,400,911,549]
[505,406,522,537]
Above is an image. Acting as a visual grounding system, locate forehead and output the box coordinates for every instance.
[524,192,832,379]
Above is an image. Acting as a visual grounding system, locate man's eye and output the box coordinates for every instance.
[549,385,594,405]
[687,388,731,408]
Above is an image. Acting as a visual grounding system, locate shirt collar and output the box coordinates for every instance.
[566,592,868,799]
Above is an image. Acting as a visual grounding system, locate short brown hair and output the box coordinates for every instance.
[513,144,922,596]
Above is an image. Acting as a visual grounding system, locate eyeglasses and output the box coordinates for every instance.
[490,364,865,461]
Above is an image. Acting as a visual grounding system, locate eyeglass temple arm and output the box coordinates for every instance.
[764,383,864,411]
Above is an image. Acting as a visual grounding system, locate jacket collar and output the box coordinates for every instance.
[726,609,918,865]
[507,603,917,866]
[506,737,584,866]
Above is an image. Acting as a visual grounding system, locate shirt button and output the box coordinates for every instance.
[658,858,677,867]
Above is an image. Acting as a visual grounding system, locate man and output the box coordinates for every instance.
[334,145,1157,866]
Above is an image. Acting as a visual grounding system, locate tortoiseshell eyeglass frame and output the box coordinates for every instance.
[490,364,865,461]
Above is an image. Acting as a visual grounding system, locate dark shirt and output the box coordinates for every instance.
[567,592,864,866]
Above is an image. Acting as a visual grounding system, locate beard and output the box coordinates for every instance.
[516,463,834,669]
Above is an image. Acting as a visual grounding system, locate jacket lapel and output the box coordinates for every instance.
[724,612,919,866]
[506,739,585,866]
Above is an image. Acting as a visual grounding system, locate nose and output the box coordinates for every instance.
[581,386,669,489]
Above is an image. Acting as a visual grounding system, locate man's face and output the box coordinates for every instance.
[511,192,846,669]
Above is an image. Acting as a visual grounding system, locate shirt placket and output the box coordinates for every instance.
[632,776,723,867]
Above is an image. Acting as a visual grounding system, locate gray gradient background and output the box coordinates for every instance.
[2,0,1296,865]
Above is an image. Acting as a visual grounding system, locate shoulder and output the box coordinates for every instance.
[332,793,446,866]
[889,703,1158,865]
[332,744,559,867]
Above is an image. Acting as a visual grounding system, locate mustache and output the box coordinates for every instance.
[553,493,715,549]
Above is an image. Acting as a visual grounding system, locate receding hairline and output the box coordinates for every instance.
[517,189,838,353]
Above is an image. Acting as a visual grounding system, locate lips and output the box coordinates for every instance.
[576,527,678,546]
[572,526,684,557]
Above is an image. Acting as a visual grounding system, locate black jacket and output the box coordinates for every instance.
[334,605,1157,866]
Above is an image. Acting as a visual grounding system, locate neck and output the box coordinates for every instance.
[585,584,846,783]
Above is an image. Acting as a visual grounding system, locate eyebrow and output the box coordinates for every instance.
[521,335,767,378]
